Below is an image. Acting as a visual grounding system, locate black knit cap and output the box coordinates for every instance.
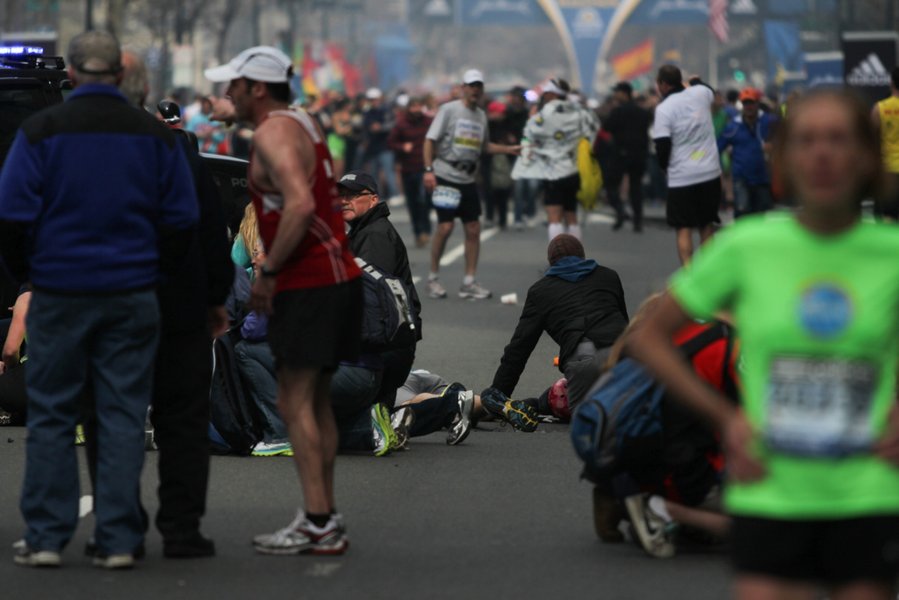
[547,234,585,265]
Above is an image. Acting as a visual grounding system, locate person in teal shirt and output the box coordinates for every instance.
[627,90,899,599]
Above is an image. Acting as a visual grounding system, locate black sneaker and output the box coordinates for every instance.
[163,532,215,558]
[480,387,539,432]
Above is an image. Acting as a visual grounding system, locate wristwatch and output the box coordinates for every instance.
[260,264,279,278]
[424,166,434,173]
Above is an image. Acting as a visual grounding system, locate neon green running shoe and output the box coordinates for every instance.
[370,404,396,457]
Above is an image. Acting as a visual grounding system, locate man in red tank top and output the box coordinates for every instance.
[206,46,362,556]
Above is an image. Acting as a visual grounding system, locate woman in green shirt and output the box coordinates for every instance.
[628,90,899,599]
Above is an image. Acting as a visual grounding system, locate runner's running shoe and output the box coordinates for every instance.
[480,387,539,432]
[428,278,448,299]
[390,406,414,451]
[371,403,397,457]
[458,281,492,300]
[253,510,348,556]
[92,554,134,569]
[447,389,474,445]
[251,441,294,457]
[624,494,676,559]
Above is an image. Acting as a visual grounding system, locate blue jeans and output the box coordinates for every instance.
[331,364,382,451]
[513,178,539,223]
[402,171,432,236]
[234,340,287,444]
[733,179,773,218]
[22,290,159,554]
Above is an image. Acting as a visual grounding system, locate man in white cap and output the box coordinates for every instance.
[423,68,520,300]
[205,46,363,556]
[360,87,396,199]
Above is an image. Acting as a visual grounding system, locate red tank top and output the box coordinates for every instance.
[248,109,360,290]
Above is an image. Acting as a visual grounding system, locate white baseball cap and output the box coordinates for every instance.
[365,87,383,100]
[463,69,484,85]
[205,46,292,83]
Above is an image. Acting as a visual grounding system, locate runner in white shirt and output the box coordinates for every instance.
[422,69,520,300]
[651,65,722,264]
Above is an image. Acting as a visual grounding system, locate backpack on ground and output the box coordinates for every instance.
[576,137,602,211]
[356,257,417,350]
[570,323,731,483]
[209,334,265,455]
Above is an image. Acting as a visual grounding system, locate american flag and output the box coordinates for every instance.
[709,0,729,43]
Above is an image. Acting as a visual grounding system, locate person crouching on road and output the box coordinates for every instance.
[482,234,629,430]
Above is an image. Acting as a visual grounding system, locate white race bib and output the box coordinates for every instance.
[765,356,878,457]
[431,185,462,210]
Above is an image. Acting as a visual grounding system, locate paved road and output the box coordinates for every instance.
[1,204,732,599]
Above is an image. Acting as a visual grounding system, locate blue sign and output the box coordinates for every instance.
[805,52,844,89]
[627,0,708,26]
[764,19,804,81]
[460,0,549,26]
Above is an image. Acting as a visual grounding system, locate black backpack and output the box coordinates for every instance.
[209,334,265,455]
[355,257,417,351]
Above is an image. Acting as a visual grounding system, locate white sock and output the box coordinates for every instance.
[548,222,565,241]
[567,224,582,241]
[463,274,475,286]
[428,272,439,281]
[648,495,673,523]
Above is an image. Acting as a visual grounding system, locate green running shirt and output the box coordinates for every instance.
[671,213,899,519]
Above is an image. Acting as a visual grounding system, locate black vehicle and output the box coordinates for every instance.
[0,50,249,318]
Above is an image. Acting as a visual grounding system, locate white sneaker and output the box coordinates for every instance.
[253,510,347,556]
[13,540,61,568]
[390,406,414,451]
[459,281,492,300]
[624,494,675,558]
[447,390,474,446]
[428,278,448,299]
[93,553,134,569]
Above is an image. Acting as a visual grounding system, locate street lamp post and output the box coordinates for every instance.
[86,0,93,30]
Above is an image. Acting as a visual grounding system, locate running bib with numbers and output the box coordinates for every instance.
[765,356,878,457]
[431,185,462,210]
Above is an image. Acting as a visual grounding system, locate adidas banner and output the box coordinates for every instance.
[842,31,898,106]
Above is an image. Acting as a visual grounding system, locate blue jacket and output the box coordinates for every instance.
[717,112,775,186]
[0,84,198,293]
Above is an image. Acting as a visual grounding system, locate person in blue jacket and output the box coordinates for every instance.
[717,88,778,218]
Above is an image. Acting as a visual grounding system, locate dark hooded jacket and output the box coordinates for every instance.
[491,257,628,396]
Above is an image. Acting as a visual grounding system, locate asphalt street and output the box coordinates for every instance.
[1,201,732,599]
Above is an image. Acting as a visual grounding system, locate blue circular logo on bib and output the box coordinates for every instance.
[799,284,852,337]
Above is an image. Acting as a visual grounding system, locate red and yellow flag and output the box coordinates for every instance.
[611,38,654,81]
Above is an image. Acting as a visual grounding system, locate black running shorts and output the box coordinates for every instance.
[433,177,482,224]
[268,279,363,372]
[544,172,581,212]
[666,177,722,228]
[731,515,899,585]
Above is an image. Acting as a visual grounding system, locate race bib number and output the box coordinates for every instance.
[452,118,484,155]
[765,357,877,457]
[432,185,462,210]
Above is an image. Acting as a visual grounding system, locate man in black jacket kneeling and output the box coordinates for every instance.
[483,234,629,425]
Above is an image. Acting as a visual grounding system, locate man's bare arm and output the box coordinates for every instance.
[254,123,316,272]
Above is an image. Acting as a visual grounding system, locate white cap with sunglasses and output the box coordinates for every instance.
[205,46,292,83]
